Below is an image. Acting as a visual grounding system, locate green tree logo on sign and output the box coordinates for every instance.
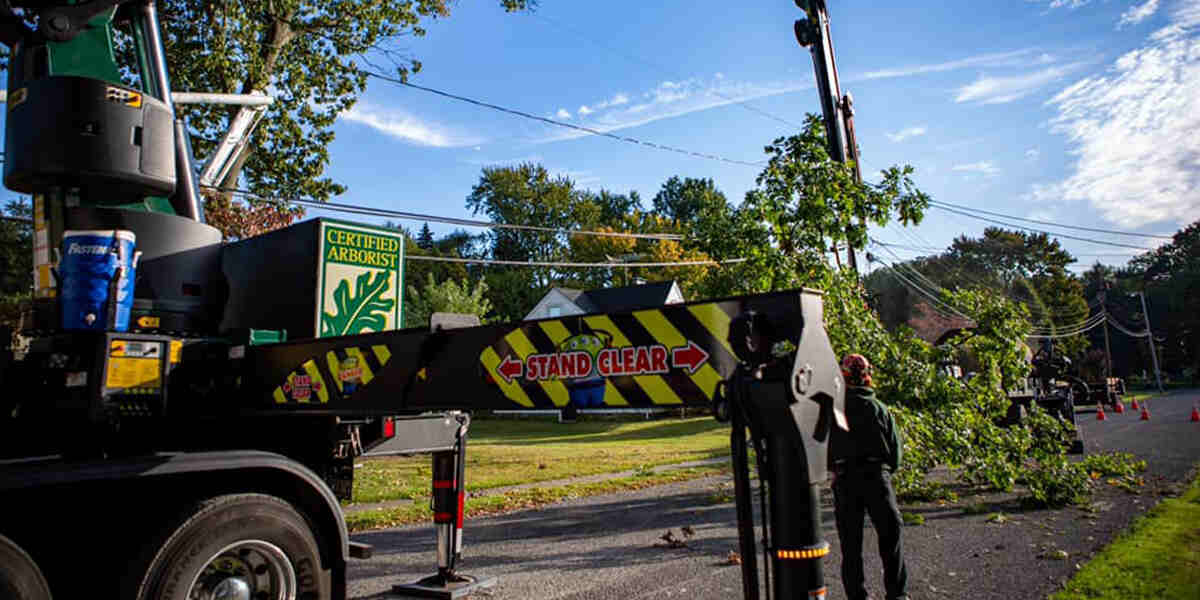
[321,270,396,337]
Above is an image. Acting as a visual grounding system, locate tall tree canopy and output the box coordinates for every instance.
[651,176,728,227]
[159,0,531,202]
[1,1,532,239]
[732,114,930,292]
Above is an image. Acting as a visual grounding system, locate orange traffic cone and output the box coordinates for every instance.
[1097,404,1107,421]
[1190,404,1199,423]
[1140,401,1151,421]
[1114,401,1125,414]
[1131,397,1140,411]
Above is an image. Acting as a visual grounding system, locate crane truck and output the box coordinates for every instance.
[0,2,853,599]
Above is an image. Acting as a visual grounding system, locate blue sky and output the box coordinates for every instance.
[305,0,1200,274]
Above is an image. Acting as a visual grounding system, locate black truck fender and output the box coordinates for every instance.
[0,450,350,584]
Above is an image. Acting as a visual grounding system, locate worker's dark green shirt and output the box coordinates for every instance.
[830,386,902,472]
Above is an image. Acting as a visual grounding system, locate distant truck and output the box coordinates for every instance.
[1004,342,1086,454]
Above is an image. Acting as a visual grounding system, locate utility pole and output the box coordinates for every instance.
[1132,290,1164,393]
[794,0,862,272]
[1098,285,1112,381]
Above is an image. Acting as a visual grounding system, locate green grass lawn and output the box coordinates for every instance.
[1051,471,1200,600]
[345,464,728,532]
[351,417,731,505]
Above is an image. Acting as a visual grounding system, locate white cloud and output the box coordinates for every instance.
[575,93,630,116]
[861,48,1039,80]
[1029,0,1091,10]
[460,154,543,167]
[341,102,482,148]
[1025,148,1041,160]
[559,169,601,186]
[955,62,1085,104]
[535,76,808,144]
[1119,0,1161,27]
[885,126,927,142]
[1039,0,1200,227]
[952,161,1001,176]
[555,108,571,119]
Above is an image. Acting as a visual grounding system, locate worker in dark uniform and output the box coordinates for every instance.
[830,354,909,600]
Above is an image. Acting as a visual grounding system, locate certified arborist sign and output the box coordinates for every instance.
[316,221,405,338]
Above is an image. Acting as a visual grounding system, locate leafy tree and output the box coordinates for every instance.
[466,163,612,318]
[404,274,493,328]
[480,269,542,323]
[1127,219,1199,380]
[942,228,1089,358]
[567,224,637,289]
[0,198,32,297]
[416,223,435,250]
[154,0,531,208]
[466,163,593,275]
[203,196,305,241]
[866,228,1093,362]
[592,189,642,226]
[640,238,712,300]
[2,2,533,238]
[731,114,929,291]
[947,227,1075,288]
[0,198,32,331]
[651,176,727,227]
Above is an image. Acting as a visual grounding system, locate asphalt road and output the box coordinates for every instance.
[347,388,1200,600]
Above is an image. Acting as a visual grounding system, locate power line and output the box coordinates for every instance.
[1026,314,1108,339]
[870,238,1099,328]
[929,204,1155,251]
[407,255,746,268]
[929,200,1174,240]
[866,253,973,321]
[361,70,765,168]
[1106,315,1150,339]
[206,185,685,241]
[867,239,1139,260]
[530,12,804,130]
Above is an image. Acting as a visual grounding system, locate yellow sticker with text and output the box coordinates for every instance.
[106,357,160,389]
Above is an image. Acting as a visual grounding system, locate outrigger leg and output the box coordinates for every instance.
[393,413,496,599]
[726,295,845,600]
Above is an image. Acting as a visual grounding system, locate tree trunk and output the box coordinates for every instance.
[218,11,295,196]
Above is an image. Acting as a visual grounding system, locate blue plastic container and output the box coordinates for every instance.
[58,230,138,331]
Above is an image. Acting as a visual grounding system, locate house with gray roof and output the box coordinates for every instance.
[524,280,685,320]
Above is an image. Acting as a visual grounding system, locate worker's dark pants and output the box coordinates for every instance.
[833,466,908,600]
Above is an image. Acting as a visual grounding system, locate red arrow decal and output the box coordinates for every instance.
[497,354,524,384]
[671,341,709,375]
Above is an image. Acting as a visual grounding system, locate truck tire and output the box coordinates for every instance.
[0,534,51,600]
[124,493,331,600]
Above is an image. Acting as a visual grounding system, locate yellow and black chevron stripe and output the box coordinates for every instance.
[273,343,393,404]
[480,300,740,409]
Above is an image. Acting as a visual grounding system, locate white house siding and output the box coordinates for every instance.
[524,288,585,320]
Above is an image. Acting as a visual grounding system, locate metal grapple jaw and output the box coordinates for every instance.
[725,290,846,600]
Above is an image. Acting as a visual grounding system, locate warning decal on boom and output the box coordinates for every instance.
[273,344,393,404]
[480,301,739,409]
